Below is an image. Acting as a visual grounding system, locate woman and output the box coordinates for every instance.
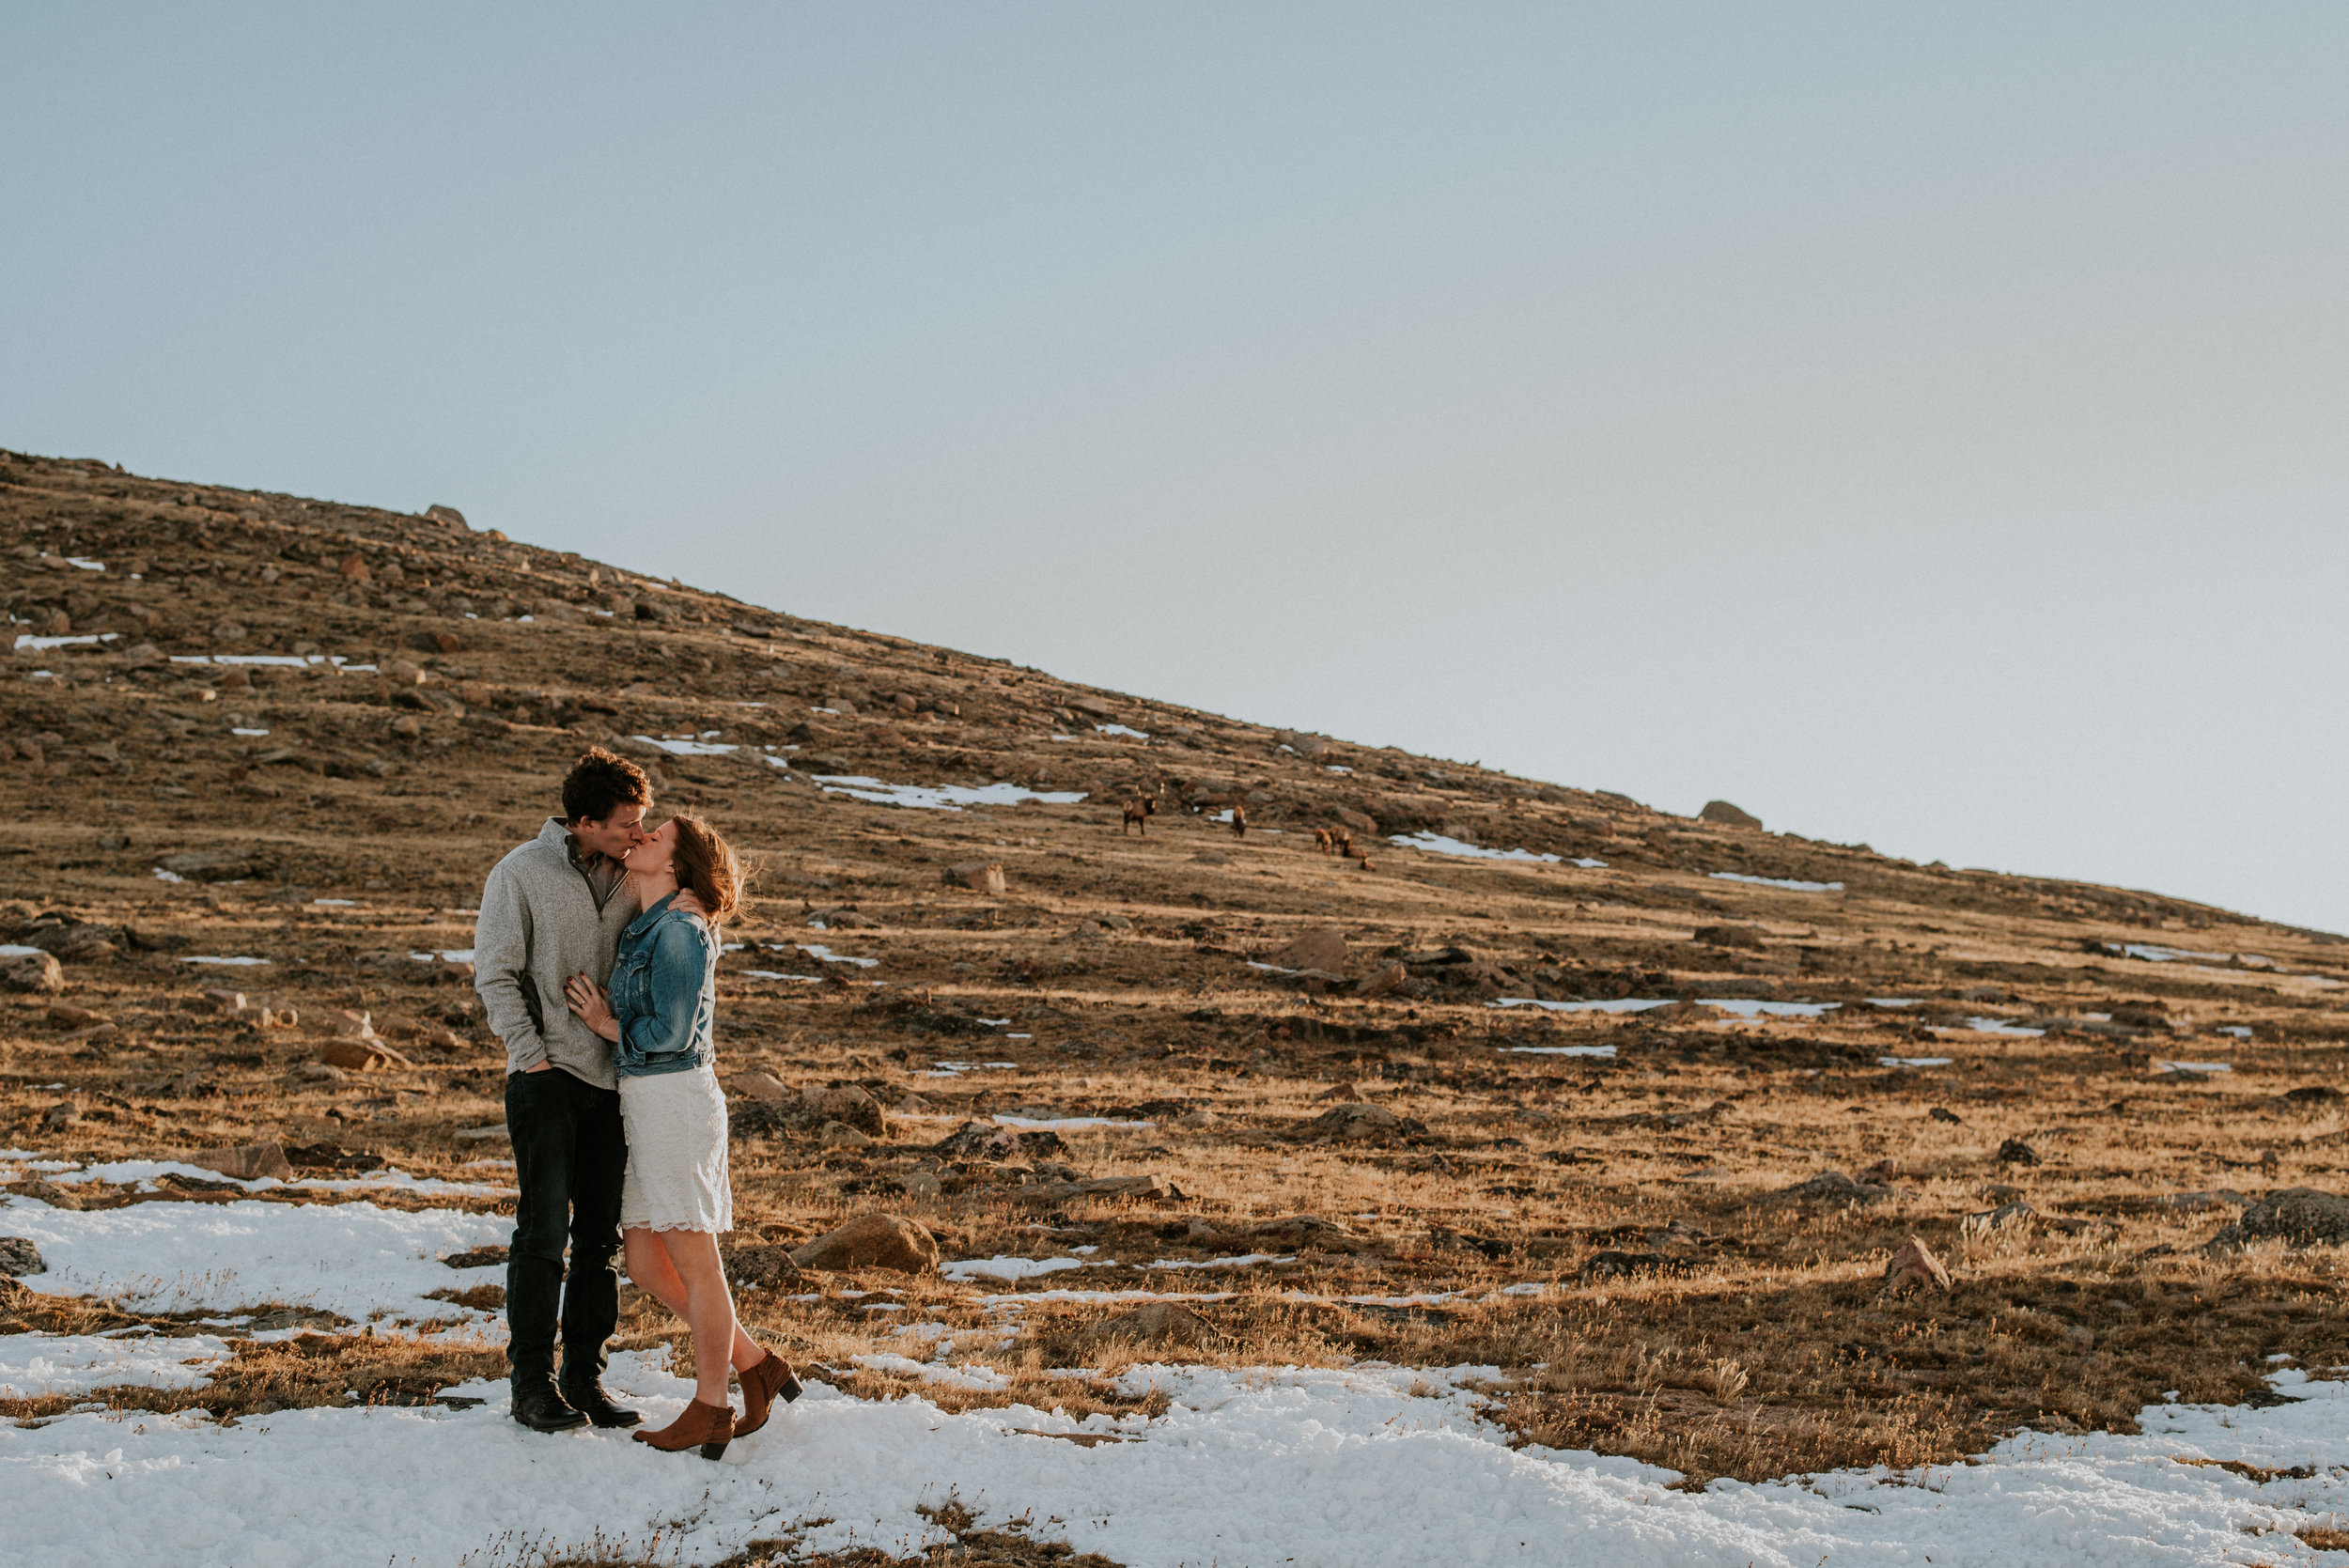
[563,813,799,1461]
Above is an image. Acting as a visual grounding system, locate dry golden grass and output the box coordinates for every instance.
[7,447,2349,1502]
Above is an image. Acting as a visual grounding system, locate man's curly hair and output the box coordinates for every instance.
[561,746,654,825]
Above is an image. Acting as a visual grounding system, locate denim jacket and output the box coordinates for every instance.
[609,892,717,1079]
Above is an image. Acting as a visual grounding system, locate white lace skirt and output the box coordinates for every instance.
[618,1063,734,1234]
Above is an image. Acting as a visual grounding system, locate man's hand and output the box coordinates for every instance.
[564,971,621,1043]
[524,1062,553,1073]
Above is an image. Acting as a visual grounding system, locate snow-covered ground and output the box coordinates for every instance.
[8,1180,2349,1564]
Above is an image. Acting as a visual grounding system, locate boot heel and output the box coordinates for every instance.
[780,1374,802,1405]
[698,1439,729,1461]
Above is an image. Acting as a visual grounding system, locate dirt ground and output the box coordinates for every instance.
[7,447,2348,1494]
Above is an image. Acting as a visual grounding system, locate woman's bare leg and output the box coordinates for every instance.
[623,1227,691,1317]
[653,1231,764,1404]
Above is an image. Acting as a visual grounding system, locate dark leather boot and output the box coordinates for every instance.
[510,1381,587,1433]
[560,1374,642,1429]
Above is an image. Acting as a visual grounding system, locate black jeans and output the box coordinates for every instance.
[505,1066,627,1393]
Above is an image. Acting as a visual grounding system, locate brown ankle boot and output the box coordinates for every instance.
[734,1349,802,1438]
[630,1398,734,1460]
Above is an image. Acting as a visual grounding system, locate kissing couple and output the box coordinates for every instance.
[473,746,797,1460]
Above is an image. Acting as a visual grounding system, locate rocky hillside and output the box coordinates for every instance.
[7,445,2348,1483]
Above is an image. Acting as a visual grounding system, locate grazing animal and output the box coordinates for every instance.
[1347,846,1375,872]
[1230,804,1248,837]
[1313,827,1355,857]
[1122,795,1158,836]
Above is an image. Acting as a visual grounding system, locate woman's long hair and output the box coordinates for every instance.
[669,813,745,927]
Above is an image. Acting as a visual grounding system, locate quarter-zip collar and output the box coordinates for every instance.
[538,816,626,915]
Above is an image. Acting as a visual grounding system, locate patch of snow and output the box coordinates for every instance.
[2217,1026,2253,1040]
[0,944,45,957]
[810,775,1088,812]
[2155,1060,2234,1074]
[0,1332,235,1398]
[230,727,270,737]
[66,557,105,571]
[1389,831,1562,864]
[1569,857,1608,868]
[407,949,476,963]
[941,1256,1091,1283]
[0,1195,509,1318]
[1146,1253,1293,1271]
[311,898,357,907]
[1878,1056,1954,1067]
[739,970,820,982]
[179,955,270,967]
[1867,998,1921,1007]
[1492,998,1838,1018]
[991,1115,1155,1130]
[793,943,878,968]
[1095,723,1150,739]
[1708,871,1843,893]
[1956,1017,2045,1038]
[2108,942,2234,963]
[633,734,739,756]
[1499,1044,1617,1057]
[13,632,117,650]
[923,1062,1019,1077]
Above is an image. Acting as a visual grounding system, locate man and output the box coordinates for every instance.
[474,746,654,1432]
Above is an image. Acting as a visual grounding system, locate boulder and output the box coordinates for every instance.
[722,1069,792,1102]
[806,1084,885,1135]
[2220,1188,2349,1249]
[1023,1172,1176,1203]
[817,1120,874,1150]
[1294,1102,1423,1142]
[1778,1170,1895,1205]
[789,1213,940,1274]
[1271,928,1346,973]
[943,861,1007,897]
[1319,1081,1364,1101]
[424,505,469,529]
[0,948,63,993]
[158,849,261,882]
[1354,962,1406,998]
[317,1039,412,1071]
[721,1242,803,1290]
[1692,924,1765,950]
[188,1141,295,1183]
[0,1236,45,1276]
[930,1121,1067,1161]
[1996,1138,2041,1166]
[1962,1202,2037,1234]
[1699,800,1763,830]
[1332,806,1378,835]
[1882,1235,1953,1293]
[1086,1301,1215,1347]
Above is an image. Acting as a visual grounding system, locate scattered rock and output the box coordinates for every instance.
[2282,1086,2346,1109]
[1294,1102,1423,1143]
[897,1168,944,1199]
[817,1120,874,1150]
[805,1084,885,1135]
[441,1246,509,1269]
[2212,1188,2349,1250]
[893,1092,933,1115]
[157,849,262,882]
[1354,962,1406,998]
[424,505,469,529]
[943,861,1007,896]
[722,1242,803,1290]
[188,1141,295,1183]
[1319,1081,1364,1101]
[1190,849,1230,865]
[1962,1202,2036,1234]
[1692,924,1765,949]
[722,1069,792,1102]
[789,1213,941,1274]
[1086,1301,1215,1347]
[317,1039,412,1071]
[453,1125,510,1142]
[1928,1107,1963,1125]
[930,1121,1066,1161]
[1022,1172,1177,1203]
[1996,1138,2040,1166]
[1699,800,1763,831]
[1882,1235,1953,1292]
[0,1236,45,1276]
[1778,1170,1896,1205]
[0,949,63,993]
[1271,928,1346,973]
[1579,1250,1690,1281]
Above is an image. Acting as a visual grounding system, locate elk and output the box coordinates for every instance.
[1313,827,1356,857]
[1230,803,1248,837]
[1121,793,1158,836]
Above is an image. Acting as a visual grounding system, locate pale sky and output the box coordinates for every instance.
[7,6,2345,933]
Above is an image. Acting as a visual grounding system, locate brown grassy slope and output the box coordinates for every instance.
[5,446,2348,1486]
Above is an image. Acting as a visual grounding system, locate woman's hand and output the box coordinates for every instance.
[564,972,620,1043]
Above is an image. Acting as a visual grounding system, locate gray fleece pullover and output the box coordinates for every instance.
[474,817,639,1088]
